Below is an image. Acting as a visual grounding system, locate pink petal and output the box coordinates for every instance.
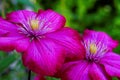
[0,36,30,52]
[14,37,30,53]
[0,29,9,37]
[101,52,120,61]
[83,30,118,51]
[89,63,109,80]
[0,19,30,52]
[37,9,44,14]
[103,64,120,78]
[0,37,17,51]
[0,19,13,36]
[100,52,120,78]
[57,60,90,80]
[34,75,46,80]
[22,39,65,75]
[0,17,4,19]
[37,9,66,34]
[0,18,18,32]
[7,10,37,24]
[7,9,66,34]
[46,27,85,60]
[0,17,2,19]
[57,60,111,80]
[0,18,25,38]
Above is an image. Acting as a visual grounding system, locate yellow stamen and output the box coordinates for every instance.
[30,20,39,30]
[90,43,97,54]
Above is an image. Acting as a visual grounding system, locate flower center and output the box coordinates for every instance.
[18,19,46,41]
[84,40,108,62]
[30,20,39,30]
[90,43,97,54]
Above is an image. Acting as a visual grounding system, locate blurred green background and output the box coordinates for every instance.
[0,0,120,80]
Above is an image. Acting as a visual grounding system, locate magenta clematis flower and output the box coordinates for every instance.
[57,30,120,80]
[0,9,84,75]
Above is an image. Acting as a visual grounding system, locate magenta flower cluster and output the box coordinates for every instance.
[0,9,120,80]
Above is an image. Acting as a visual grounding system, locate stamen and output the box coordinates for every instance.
[90,43,97,54]
[30,20,39,30]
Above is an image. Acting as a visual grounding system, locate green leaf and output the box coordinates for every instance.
[46,76,60,80]
[112,77,118,80]
[0,53,17,73]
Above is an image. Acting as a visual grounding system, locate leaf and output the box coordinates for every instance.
[112,77,118,80]
[0,53,17,73]
[46,76,60,80]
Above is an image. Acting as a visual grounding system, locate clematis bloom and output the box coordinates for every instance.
[0,9,84,75]
[58,30,120,80]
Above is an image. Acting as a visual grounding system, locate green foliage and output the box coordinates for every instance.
[46,77,60,80]
[0,0,120,80]
[0,52,16,73]
[0,51,27,80]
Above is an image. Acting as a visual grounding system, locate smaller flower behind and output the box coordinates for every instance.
[56,30,120,80]
[0,9,85,76]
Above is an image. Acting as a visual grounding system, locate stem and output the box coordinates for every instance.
[28,70,31,80]
[1,0,6,18]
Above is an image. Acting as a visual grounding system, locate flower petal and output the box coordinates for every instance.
[37,9,66,34]
[57,60,90,80]
[0,37,16,51]
[7,9,66,34]
[83,30,118,51]
[34,75,46,80]
[0,17,2,19]
[0,36,30,52]
[100,52,120,78]
[7,10,37,24]
[89,63,109,80]
[37,9,44,14]
[0,19,30,52]
[22,39,65,75]
[57,60,111,80]
[0,29,9,36]
[0,18,18,32]
[0,18,14,36]
[46,27,85,60]
[0,18,26,39]
[15,37,30,52]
